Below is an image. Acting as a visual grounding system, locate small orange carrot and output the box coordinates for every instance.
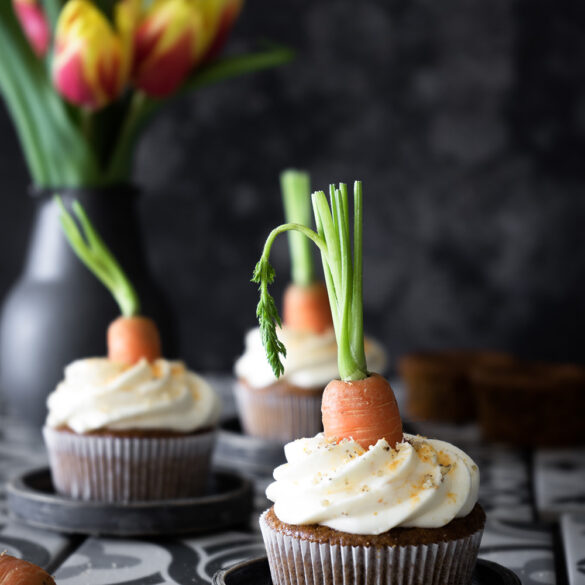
[283,281,333,334]
[321,373,403,449]
[107,315,162,365]
[0,553,56,585]
[57,198,162,365]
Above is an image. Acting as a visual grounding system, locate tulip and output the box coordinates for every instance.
[12,0,51,57]
[53,0,133,110]
[197,0,243,63]
[132,0,204,98]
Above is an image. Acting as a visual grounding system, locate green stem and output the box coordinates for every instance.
[253,183,369,382]
[57,197,140,317]
[104,92,150,184]
[280,170,315,287]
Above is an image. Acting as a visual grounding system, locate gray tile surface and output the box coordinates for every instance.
[560,513,585,585]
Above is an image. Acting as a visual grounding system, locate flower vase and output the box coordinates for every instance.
[0,185,176,427]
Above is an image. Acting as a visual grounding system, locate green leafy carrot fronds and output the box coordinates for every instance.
[252,257,287,377]
[253,182,368,382]
[56,196,140,318]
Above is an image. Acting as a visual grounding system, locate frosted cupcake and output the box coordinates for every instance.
[251,181,485,584]
[43,199,220,501]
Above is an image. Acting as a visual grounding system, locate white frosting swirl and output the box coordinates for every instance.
[266,433,479,535]
[46,358,221,433]
[234,326,387,389]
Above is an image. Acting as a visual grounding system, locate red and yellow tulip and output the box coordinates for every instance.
[132,0,203,98]
[53,0,137,110]
[197,0,243,63]
[12,0,50,57]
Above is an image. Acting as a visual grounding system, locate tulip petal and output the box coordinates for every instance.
[132,0,202,98]
[12,0,51,57]
[53,0,132,110]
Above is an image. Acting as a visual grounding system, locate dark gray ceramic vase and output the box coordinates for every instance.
[0,186,176,427]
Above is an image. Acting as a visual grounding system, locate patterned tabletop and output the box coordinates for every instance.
[1,375,584,585]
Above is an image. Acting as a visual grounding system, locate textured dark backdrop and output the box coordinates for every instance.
[2,0,585,372]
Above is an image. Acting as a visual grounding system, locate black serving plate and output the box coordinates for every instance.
[213,555,521,585]
[215,417,287,476]
[7,467,252,537]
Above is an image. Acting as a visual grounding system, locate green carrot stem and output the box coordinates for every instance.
[280,170,315,287]
[56,197,140,318]
[253,181,368,381]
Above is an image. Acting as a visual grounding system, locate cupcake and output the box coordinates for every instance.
[234,171,385,442]
[472,360,585,446]
[261,433,484,585]
[43,199,220,502]
[251,181,485,584]
[398,349,515,422]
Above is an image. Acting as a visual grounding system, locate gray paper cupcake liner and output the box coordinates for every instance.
[260,511,483,585]
[43,426,216,502]
[234,382,323,442]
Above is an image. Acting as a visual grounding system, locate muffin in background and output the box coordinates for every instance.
[398,349,515,423]
[472,360,585,447]
[44,358,220,501]
[43,199,221,502]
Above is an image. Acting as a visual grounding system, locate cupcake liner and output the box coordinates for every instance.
[43,427,216,502]
[234,382,322,441]
[260,511,483,585]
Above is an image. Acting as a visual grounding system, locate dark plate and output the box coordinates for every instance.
[215,417,286,476]
[213,555,521,585]
[6,467,252,537]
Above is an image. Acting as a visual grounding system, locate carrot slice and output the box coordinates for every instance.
[321,373,403,449]
[107,315,162,365]
[283,281,333,334]
[0,554,56,585]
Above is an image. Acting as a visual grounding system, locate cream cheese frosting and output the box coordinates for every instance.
[234,326,387,389]
[46,358,221,433]
[266,432,479,535]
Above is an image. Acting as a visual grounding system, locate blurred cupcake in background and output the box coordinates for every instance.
[43,199,220,502]
[398,349,514,423]
[234,171,386,442]
[471,359,585,446]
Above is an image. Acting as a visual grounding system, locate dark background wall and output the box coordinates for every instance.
[2,0,585,372]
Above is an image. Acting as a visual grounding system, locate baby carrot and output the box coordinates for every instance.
[57,197,162,365]
[107,315,162,365]
[283,281,333,333]
[0,553,56,585]
[321,373,403,449]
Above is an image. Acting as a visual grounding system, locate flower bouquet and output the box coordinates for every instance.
[0,0,291,186]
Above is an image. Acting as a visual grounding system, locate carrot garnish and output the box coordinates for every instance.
[322,374,402,449]
[107,315,161,364]
[0,553,56,585]
[280,169,333,334]
[57,197,161,365]
[253,181,403,448]
[283,281,332,334]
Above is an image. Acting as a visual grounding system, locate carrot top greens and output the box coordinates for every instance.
[56,197,140,318]
[280,169,314,287]
[253,181,367,382]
